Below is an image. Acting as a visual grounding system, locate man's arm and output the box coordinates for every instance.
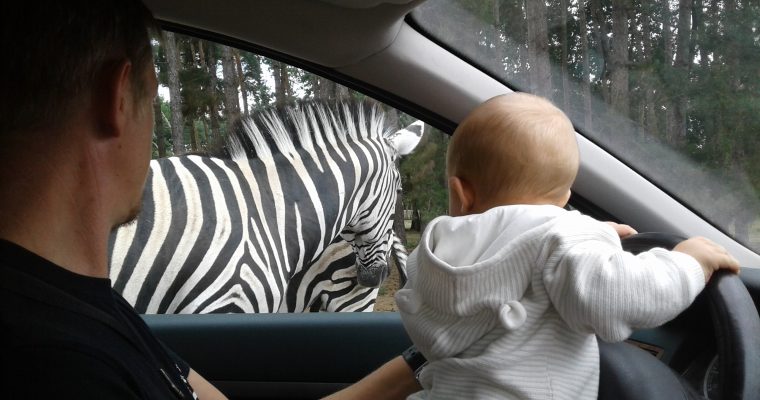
[188,369,228,400]
[187,356,418,400]
[322,356,421,400]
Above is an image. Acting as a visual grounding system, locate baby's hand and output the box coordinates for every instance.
[605,221,637,238]
[673,237,740,282]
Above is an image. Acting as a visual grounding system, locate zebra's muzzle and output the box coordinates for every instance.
[356,261,389,288]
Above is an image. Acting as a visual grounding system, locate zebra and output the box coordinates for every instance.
[108,101,423,313]
[287,235,404,312]
[285,229,411,312]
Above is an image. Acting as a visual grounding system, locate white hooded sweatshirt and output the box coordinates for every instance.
[396,205,704,400]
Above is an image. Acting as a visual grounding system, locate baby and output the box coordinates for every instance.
[395,93,739,399]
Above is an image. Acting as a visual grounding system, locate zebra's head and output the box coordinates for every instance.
[223,101,423,291]
[340,118,424,288]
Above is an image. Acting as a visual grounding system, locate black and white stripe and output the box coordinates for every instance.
[109,101,421,313]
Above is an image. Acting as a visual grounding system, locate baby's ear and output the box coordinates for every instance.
[448,176,475,216]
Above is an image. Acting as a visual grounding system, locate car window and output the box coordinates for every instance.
[412,0,760,252]
[109,31,450,313]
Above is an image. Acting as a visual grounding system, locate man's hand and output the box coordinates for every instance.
[673,237,740,282]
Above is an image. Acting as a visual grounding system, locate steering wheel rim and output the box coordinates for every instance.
[598,232,760,400]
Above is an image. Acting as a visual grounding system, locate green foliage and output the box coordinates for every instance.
[151,98,171,159]
[240,53,272,108]
[399,128,449,226]
[149,32,448,230]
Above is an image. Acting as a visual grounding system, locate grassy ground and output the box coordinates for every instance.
[405,231,421,249]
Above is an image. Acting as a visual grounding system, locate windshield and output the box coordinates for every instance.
[412,0,760,252]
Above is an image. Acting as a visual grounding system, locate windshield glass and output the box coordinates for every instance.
[412,0,760,252]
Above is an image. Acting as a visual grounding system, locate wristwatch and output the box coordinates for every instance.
[402,345,428,383]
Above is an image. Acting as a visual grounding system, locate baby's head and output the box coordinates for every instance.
[446,93,578,216]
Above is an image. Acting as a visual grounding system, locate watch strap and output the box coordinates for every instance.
[402,345,428,378]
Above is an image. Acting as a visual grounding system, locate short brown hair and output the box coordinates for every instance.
[1,0,156,136]
[448,93,579,203]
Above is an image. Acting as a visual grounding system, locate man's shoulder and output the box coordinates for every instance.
[0,265,177,399]
[0,263,116,352]
[1,269,98,348]
[0,262,55,321]
[3,344,143,399]
[1,286,141,397]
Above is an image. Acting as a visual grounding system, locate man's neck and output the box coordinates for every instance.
[0,147,112,278]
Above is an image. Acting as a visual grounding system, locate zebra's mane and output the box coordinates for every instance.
[220,100,393,162]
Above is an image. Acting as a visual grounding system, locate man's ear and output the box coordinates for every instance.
[94,60,133,138]
[448,176,475,216]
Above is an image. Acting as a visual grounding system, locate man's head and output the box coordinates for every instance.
[446,93,578,215]
[1,0,158,229]
[1,0,157,137]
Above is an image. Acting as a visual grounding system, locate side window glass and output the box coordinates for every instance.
[108,31,449,314]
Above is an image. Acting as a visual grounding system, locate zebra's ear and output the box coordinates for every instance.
[388,120,424,156]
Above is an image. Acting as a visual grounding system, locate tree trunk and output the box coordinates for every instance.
[153,97,167,158]
[664,0,692,146]
[203,43,220,141]
[579,1,593,131]
[609,0,630,114]
[234,50,249,116]
[313,76,334,102]
[590,0,611,101]
[663,4,674,61]
[641,10,660,139]
[690,0,702,64]
[164,31,185,155]
[197,41,213,142]
[525,0,551,97]
[189,40,197,67]
[490,0,506,81]
[221,45,240,130]
[271,61,291,106]
[189,120,199,152]
[560,0,571,110]
[202,119,210,150]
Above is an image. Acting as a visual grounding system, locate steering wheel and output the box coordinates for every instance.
[598,233,760,400]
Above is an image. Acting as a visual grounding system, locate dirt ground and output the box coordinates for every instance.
[373,259,402,312]
[373,231,420,312]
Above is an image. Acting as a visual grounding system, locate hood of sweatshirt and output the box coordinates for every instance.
[395,205,572,359]
[414,205,566,313]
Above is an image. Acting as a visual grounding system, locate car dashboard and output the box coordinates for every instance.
[625,267,760,400]
[144,267,760,400]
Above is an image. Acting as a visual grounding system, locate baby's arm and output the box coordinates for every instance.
[673,236,740,281]
[542,219,716,342]
[604,221,637,238]
[600,223,738,281]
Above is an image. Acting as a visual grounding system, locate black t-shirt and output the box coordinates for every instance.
[0,240,197,399]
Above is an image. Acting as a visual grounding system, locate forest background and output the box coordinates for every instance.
[148,0,760,267]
